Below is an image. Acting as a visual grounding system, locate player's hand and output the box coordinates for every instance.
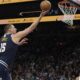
[18,38,28,45]
[40,9,50,16]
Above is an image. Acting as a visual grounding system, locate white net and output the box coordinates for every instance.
[58,2,77,26]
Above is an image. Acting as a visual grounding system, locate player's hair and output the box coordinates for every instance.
[4,24,12,33]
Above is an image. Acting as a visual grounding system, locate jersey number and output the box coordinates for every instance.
[0,43,6,52]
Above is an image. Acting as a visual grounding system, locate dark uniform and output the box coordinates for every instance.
[0,34,18,80]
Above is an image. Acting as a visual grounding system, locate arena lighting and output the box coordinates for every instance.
[0,14,80,24]
[0,0,36,4]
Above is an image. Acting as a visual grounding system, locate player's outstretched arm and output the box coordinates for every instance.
[12,10,49,42]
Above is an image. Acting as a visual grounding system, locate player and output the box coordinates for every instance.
[0,10,49,80]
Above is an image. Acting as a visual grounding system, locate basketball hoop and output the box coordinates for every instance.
[58,1,78,26]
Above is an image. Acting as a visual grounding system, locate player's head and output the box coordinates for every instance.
[4,24,17,34]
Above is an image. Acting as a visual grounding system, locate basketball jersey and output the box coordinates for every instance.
[0,34,18,65]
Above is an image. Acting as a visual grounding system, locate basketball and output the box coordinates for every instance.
[40,0,51,11]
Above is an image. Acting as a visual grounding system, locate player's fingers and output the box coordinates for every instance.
[23,38,28,41]
[21,38,28,42]
[22,41,28,44]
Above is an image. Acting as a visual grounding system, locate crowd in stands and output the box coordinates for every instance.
[11,49,80,80]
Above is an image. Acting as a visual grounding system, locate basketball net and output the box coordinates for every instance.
[58,1,77,26]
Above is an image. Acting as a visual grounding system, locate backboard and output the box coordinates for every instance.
[69,0,80,6]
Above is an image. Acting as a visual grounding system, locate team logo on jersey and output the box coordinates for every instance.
[1,37,8,42]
